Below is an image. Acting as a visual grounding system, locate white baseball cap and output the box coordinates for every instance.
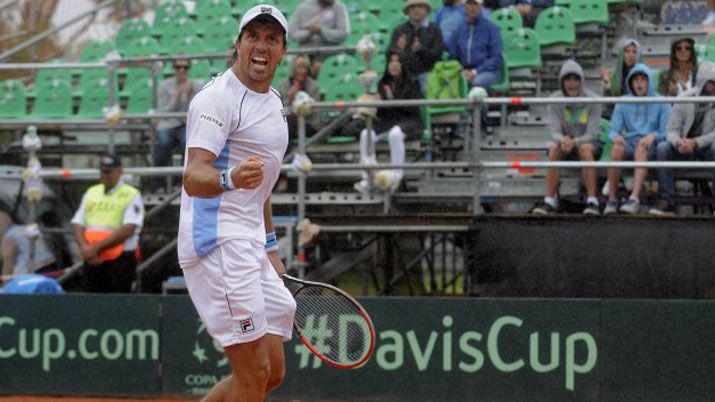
[239,4,289,35]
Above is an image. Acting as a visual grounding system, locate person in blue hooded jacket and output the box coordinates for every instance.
[446,0,503,89]
[604,63,671,215]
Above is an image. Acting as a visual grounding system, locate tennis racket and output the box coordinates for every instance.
[283,274,376,369]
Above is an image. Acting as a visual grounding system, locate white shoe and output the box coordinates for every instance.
[353,179,371,196]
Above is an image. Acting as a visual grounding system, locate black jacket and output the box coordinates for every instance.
[387,20,444,75]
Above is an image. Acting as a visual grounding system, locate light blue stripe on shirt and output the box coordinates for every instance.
[192,144,230,257]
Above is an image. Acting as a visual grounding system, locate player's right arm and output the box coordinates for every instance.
[183,149,264,198]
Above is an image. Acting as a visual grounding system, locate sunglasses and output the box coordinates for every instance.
[174,65,190,70]
[676,46,692,52]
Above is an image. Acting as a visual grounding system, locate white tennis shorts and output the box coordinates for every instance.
[182,238,296,347]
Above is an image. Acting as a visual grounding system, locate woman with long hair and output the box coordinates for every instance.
[658,37,698,96]
[347,50,424,194]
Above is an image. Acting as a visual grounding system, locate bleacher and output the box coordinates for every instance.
[0,0,712,210]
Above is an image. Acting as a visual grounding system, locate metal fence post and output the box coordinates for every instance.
[471,102,483,216]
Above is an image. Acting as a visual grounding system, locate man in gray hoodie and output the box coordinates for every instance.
[288,0,350,76]
[650,61,715,215]
[533,60,603,215]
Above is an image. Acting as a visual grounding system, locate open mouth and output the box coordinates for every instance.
[251,56,269,67]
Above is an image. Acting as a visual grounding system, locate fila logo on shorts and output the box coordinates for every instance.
[239,317,255,333]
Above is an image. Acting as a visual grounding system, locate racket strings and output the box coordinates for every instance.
[293,286,371,366]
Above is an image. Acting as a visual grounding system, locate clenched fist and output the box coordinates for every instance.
[231,156,264,189]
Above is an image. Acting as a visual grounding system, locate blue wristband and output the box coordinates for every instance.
[265,232,279,252]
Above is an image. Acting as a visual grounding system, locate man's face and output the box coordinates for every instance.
[562,75,580,97]
[630,73,649,96]
[703,80,715,96]
[465,3,481,22]
[173,60,190,82]
[100,167,122,189]
[407,5,429,23]
[236,19,286,87]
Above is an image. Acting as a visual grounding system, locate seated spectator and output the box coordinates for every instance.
[498,0,554,27]
[1,211,59,278]
[289,0,350,78]
[344,50,424,194]
[388,0,444,94]
[658,37,698,97]
[276,55,322,148]
[650,62,715,215]
[447,0,503,89]
[532,60,603,215]
[434,0,465,47]
[600,37,642,98]
[153,58,200,191]
[605,64,671,214]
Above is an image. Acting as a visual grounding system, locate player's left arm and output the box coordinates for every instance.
[263,197,286,275]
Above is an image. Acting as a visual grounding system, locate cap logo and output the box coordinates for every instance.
[261,6,272,13]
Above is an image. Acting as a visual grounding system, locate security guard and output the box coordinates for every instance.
[71,155,144,292]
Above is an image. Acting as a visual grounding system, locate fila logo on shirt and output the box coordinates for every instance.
[238,317,255,333]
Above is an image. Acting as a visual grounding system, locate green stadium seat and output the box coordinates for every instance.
[76,76,112,118]
[0,79,27,118]
[31,80,73,118]
[272,55,294,87]
[504,28,542,69]
[122,36,165,58]
[489,54,511,92]
[30,60,73,97]
[80,40,116,62]
[569,0,609,25]
[161,36,210,76]
[125,82,154,114]
[202,16,238,52]
[193,0,232,20]
[154,0,188,24]
[490,7,524,36]
[74,68,111,98]
[154,16,198,40]
[116,19,151,54]
[189,60,213,83]
[371,54,387,74]
[322,73,365,102]
[317,53,360,88]
[348,11,391,46]
[120,68,151,98]
[535,6,576,46]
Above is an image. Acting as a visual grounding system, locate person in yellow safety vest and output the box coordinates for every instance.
[71,154,144,292]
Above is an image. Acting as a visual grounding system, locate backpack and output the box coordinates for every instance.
[425,60,468,100]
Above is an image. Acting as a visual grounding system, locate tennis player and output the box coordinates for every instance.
[178,5,295,401]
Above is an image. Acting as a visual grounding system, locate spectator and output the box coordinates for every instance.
[703,0,715,28]
[434,0,465,46]
[153,58,200,191]
[658,37,698,97]
[276,55,322,146]
[532,60,603,215]
[604,64,671,215]
[498,0,554,27]
[447,0,503,89]
[388,0,444,94]
[600,37,642,98]
[1,211,59,278]
[289,0,350,77]
[71,155,144,293]
[650,62,715,215]
[346,50,424,194]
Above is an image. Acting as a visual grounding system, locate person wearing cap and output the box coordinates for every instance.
[152,58,201,192]
[288,0,350,77]
[179,5,296,401]
[658,37,698,97]
[604,64,671,215]
[447,0,503,89]
[387,0,444,94]
[71,154,144,293]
